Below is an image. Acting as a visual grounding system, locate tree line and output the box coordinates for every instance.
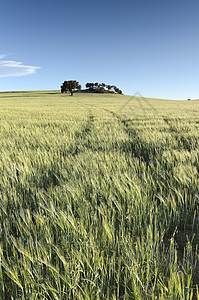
[61,80,123,96]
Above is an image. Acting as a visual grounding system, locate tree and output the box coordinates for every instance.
[85,83,95,91]
[61,80,81,96]
[86,83,91,89]
[106,85,112,91]
[112,86,123,94]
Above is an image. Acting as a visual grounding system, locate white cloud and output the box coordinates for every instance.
[0,56,40,77]
[0,54,6,59]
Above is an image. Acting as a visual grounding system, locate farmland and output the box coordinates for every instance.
[0,91,199,299]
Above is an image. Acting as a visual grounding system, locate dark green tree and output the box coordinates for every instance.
[85,83,95,91]
[113,86,123,94]
[106,85,112,91]
[61,80,81,96]
[85,83,91,89]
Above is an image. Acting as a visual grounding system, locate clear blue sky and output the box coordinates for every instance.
[0,0,199,99]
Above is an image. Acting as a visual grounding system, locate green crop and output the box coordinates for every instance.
[0,91,199,299]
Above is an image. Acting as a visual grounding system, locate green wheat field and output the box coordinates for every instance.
[0,91,199,299]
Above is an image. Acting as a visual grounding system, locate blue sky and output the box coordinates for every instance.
[0,0,199,99]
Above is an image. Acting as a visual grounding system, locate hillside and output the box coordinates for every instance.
[0,91,199,299]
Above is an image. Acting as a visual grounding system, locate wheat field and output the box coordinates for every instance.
[0,91,199,299]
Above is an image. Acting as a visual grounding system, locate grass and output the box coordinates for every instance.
[0,91,199,299]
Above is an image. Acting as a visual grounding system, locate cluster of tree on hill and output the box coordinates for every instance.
[85,83,122,94]
[61,80,122,96]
